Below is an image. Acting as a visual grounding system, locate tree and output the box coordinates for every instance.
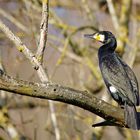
[0,0,139,139]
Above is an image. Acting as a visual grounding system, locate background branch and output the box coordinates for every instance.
[106,0,119,31]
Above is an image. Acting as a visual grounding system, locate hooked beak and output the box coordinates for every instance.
[84,33,105,43]
[84,33,96,39]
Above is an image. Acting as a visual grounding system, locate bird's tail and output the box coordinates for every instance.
[124,104,140,130]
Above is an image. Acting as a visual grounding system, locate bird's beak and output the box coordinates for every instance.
[84,33,95,39]
[84,33,104,43]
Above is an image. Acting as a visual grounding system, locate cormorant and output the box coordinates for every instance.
[84,31,140,130]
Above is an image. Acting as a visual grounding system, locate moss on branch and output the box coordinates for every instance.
[0,70,125,128]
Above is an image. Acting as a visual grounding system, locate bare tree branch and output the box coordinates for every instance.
[117,0,132,53]
[106,0,119,31]
[0,8,29,33]
[0,70,125,128]
[0,19,48,81]
[36,0,49,64]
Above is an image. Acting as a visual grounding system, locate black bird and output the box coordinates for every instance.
[84,31,140,130]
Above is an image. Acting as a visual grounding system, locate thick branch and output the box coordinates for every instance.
[0,70,125,127]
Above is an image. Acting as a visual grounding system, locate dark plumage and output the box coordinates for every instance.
[84,31,140,130]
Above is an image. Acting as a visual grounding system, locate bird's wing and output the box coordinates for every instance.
[117,56,139,105]
[101,62,131,104]
[100,54,138,105]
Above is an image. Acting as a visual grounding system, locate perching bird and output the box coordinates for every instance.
[84,31,140,130]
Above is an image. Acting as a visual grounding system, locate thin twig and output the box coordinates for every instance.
[0,19,48,82]
[49,42,83,63]
[22,0,42,13]
[36,0,49,64]
[123,18,138,67]
[81,0,95,22]
[106,0,119,31]
[0,8,28,33]
[117,0,132,53]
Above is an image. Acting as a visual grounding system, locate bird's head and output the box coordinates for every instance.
[84,31,116,44]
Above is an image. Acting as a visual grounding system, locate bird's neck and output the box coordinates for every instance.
[98,38,117,57]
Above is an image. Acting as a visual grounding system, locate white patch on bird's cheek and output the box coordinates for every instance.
[109,86,117,93]
[94,34,105,42]
[99,35,105,42]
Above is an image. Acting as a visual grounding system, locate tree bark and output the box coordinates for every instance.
[0,69,125,128]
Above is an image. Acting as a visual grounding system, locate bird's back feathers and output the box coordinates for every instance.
[99,53,138,106]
